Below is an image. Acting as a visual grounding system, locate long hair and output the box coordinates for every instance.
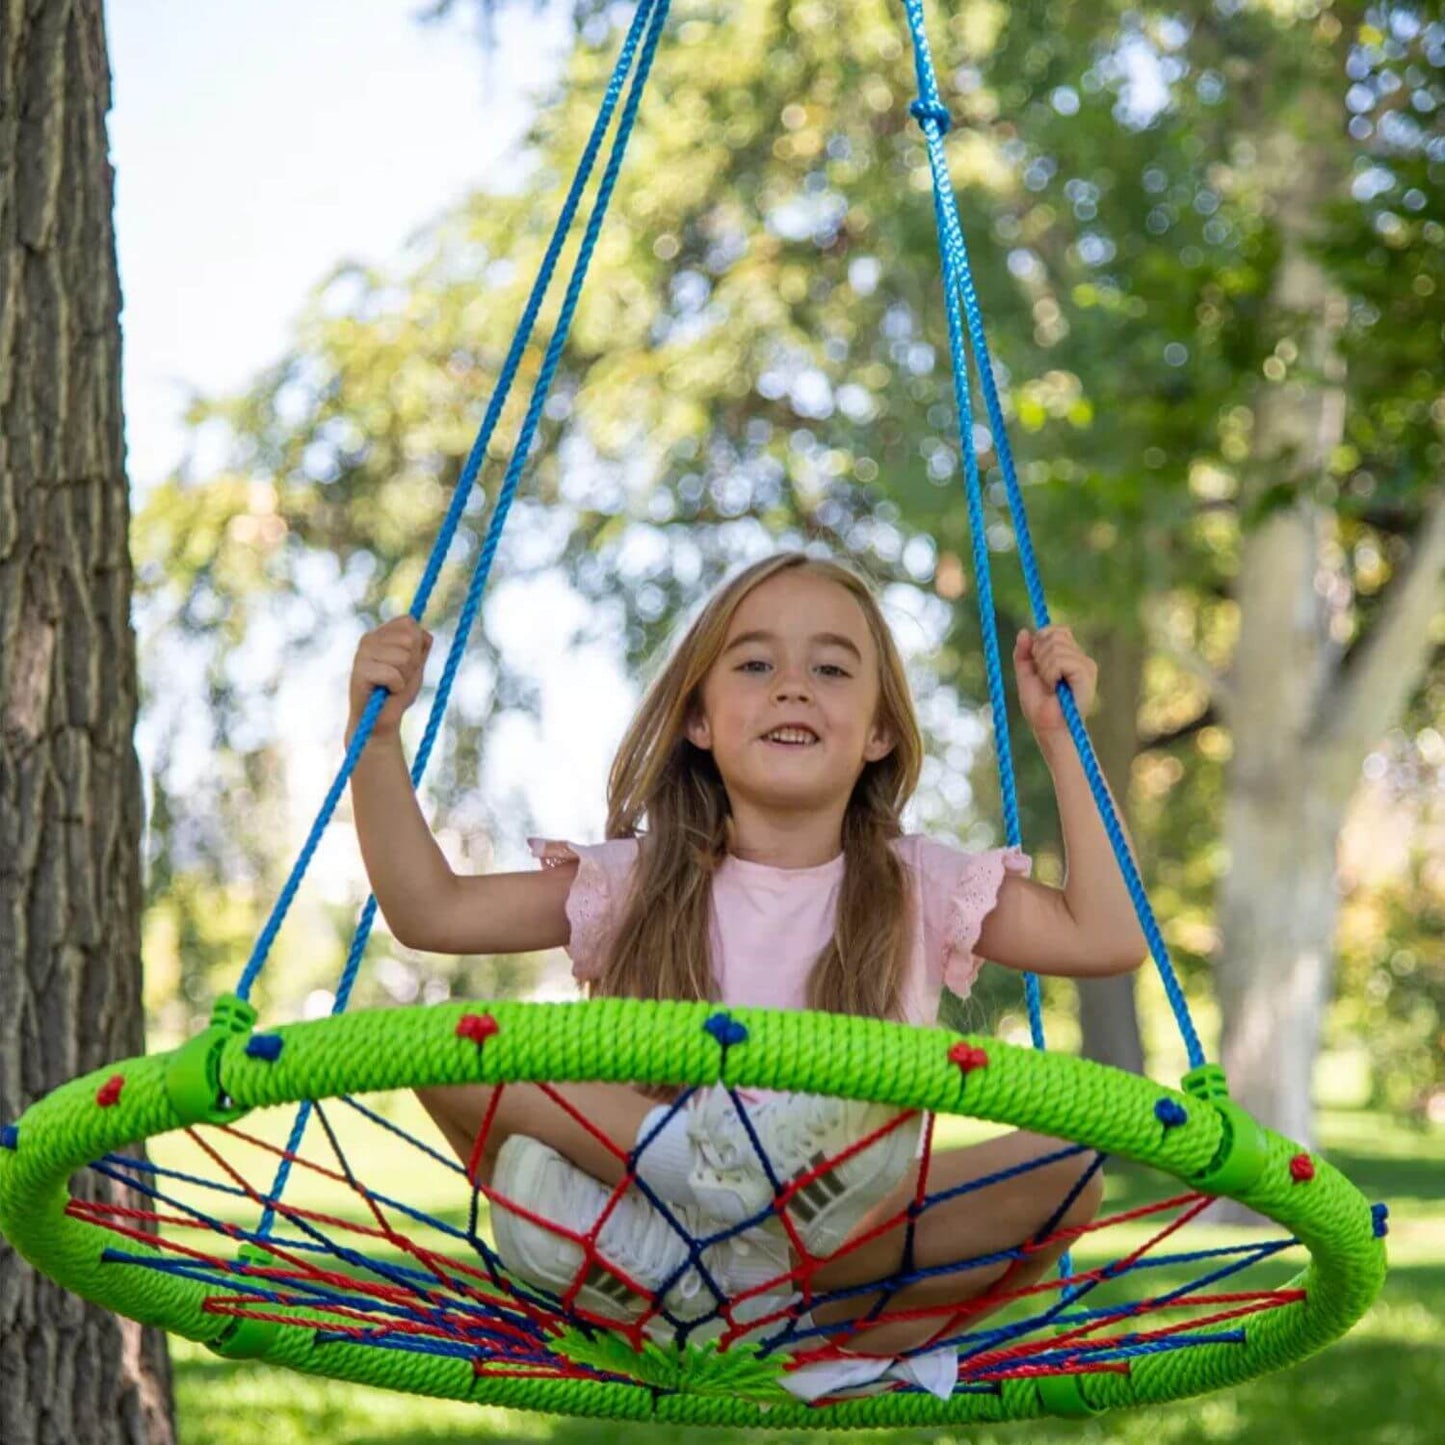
[593,552,924,1019]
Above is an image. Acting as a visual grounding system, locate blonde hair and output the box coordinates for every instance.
[594,551,924,1019]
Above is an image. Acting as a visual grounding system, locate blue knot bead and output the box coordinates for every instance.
[246,1034,284,1061]
[0,1125,18,1150]
[1154,1098,1188,1129]
[703,1012,749,1049]
[1371,1202,1389,1238]
[909,98,953,133]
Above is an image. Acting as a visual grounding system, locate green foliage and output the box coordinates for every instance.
[1337,848,1445,1116]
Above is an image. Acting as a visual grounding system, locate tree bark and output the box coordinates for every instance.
[0,3,175,1441]
[1216,84,1350,1151]
[1216,91,1445,1149]
[1075,626,1146,1076]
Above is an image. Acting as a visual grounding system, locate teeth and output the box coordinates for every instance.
[766,728,817,744]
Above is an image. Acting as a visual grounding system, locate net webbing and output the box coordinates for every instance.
[74,1073,1306,1402]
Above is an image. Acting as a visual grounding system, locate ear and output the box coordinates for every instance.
[685,709,713,751]
[862,721,894,763]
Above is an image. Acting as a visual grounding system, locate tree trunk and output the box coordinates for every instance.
[1075,626,1146,1076]
[1221,482,1445,1149]
[0,3,175,1442]
[1215,90,1445,1150]
[1214,501,1347,1150]
[1215,84,1351,1150]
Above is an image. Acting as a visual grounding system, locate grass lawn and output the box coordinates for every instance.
[165,1104,1443,1445]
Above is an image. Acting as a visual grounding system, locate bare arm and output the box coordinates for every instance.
[346,618,574,955]
[976,628,1149,979]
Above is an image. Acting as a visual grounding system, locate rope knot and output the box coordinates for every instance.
[246,1034,284,1062]
[1154,1098,1188,1129]
[96,1074,125,1108]
[1288,1152,1315,1184]
[909,98,953,134]
[0,1125,17,1150]
[948,1042,989,1074]
[704,1012,749,1049]
[456,1013,500,1045]
[1371,1202,1389,1237]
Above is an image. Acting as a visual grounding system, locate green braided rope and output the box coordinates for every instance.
[0,999,1386,1427]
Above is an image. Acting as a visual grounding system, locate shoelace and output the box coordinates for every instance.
[687,1092,869,1181]
[686,1090,758,1171]
[752,1093,851,1177]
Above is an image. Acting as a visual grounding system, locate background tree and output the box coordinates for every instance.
[138,0,1444,1140]
[0,3,174,1440]
[1205,6,1445,1147]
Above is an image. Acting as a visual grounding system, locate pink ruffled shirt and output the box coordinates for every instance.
[529,835,1031,1024]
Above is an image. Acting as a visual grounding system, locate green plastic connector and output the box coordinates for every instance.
[163,993,258,1126]
[207,1311,281,1361]
[208,1208,291,1362]
[1181,1063,1269,1199]
[1035,1371,1105,1418]
[236,1240,286,1272]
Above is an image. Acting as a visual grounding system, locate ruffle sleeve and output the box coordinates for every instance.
[905,837,1032,999]
[527,836,640,984]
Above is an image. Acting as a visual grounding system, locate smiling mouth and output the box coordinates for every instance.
[762,727,820,746]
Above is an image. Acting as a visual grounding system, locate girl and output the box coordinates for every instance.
[346,551,1145,1399]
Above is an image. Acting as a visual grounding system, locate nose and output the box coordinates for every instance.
[771,663,813,703]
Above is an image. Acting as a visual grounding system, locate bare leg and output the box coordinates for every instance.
[807,1128,1104,1355]
[415,1081,659,1187]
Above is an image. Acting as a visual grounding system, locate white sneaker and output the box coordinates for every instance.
[491,1132,768,1323]
[649,1214,800,1349]
[491,1132,699,1323]
[686,1090,921,1258]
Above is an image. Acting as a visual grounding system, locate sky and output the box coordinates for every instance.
[109,0,571,489]
[107,0,646,867]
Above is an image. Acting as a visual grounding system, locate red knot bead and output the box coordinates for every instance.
[96,1075,125,1108]
[456,1013,499,1044]
[949,1043,989,1074]
[1289,1153,1315,1184]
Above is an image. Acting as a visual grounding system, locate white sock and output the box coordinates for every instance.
[631,1103,696,1205]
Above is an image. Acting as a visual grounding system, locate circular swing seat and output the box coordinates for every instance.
[0,0,1389,1427]
[0,997,1386,1427]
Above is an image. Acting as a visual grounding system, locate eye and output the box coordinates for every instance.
[816,663,850,678]
[736,658,772,674]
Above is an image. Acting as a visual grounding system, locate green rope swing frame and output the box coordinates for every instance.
[0,0,1390,1426]
[0,999,1386,1427]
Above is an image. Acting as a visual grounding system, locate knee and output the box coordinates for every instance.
[415,1085,502,1170]
[1020,1133,1105,1228]
[1066,1159,1105,1226]
[415,1085,454,1125]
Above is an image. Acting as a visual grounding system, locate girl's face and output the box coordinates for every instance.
[686,570,894,817]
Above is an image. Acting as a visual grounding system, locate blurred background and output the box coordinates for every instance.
[114,0,1444,1122]
[103,0,1441,1440]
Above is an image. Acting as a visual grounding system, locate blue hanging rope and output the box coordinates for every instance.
[900,0,1205,1072]
[236,0,668,1006]
[899,3,1043,1055]
[251,0,674,1229]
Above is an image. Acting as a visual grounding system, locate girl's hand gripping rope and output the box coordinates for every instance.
[1013,625,1098,737]
[349,617,434,743]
